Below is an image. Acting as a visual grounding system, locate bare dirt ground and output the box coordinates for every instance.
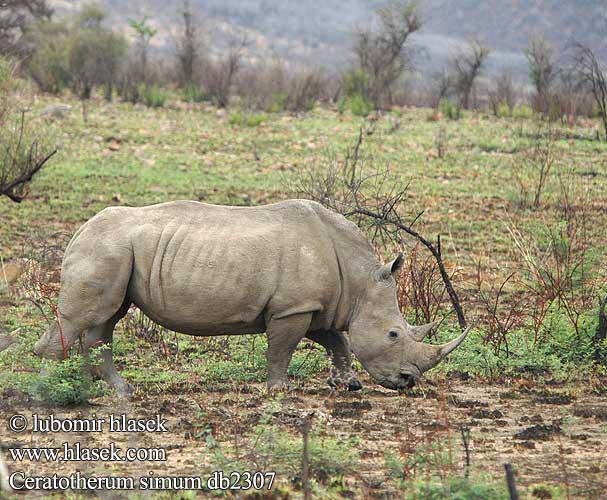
[2,376,606,499]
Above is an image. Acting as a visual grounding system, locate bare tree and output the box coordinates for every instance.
[0,0,53,54]
[202,34,248,108]
[572,42,607,140]
[525,35,558,113]
[175,0,201,87]
[451,38,490,110]
[488,69,516,115]
[353,0,421,109]
[431,68,452,109]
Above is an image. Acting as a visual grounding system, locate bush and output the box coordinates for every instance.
[137,83,167,108]
[229,111,267,127]
[497,101,512,118]
[339,94,374,117]
[30,353,104,405]
[439,97,460,120]
[513,104,534,119]
[182,84,207,103]
[25,20,70,94]
[339,69,374,116]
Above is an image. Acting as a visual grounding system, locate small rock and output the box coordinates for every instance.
[514,423,560,441]
[40,104,71,119]
[0,333,17,353]
[1,261,24,285]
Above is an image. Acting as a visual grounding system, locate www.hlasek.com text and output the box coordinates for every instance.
[9,471,277,491]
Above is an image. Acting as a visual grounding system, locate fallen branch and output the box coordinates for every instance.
[2,149,57,203]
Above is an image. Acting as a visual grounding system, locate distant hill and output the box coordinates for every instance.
[48,0,607,79]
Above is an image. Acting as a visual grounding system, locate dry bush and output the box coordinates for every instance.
[510,121,557,209]
[0,58,57,202]
[471,254,527,352]
[396,242,454,328]
[201,35,248,108]
[506,190,604,338]
[291,129,467,328]
[488,69,516,115]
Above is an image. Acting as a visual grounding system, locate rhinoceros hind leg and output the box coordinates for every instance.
[84,301,132,397]
[266,313,312,390]
[307,330,362,391]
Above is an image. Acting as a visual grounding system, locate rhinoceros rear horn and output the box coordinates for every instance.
[379,253,404,280]
[409,320,440,341]
[420,326,471,372]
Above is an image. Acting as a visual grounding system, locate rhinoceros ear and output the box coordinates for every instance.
[379,253,404,280]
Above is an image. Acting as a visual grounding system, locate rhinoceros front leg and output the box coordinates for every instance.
[306,330,362,391]
[83,302,132,397]
[265,313,312,390]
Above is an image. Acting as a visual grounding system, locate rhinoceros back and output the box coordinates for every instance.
[64,200,346,336]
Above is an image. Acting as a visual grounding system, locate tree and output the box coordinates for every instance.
[68,4,127,101]
[450,38,490,110]
[572,42,607,140]
[202,34,248,108]
[0,0,53,54]
[128,16,157,84]
[525,35,558,113]
[352,0,421,109]
[175,0,201,87]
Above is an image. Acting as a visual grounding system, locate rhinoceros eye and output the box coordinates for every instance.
[388,330,399,339]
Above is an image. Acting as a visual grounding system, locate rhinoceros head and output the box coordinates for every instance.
[348,254,469,390]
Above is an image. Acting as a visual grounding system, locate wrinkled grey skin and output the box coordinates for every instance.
[34,200,468,395]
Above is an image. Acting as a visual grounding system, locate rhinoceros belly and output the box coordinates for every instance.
[125,217,281,336]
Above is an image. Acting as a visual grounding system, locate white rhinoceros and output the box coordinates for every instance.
[34,200,468,395]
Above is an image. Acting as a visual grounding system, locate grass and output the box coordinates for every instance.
[1,90,607,499]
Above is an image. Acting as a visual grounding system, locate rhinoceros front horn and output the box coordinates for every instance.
[419,326,471,372]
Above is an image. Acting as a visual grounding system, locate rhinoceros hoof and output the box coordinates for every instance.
[347,379,363,391]
[326,377,363,391]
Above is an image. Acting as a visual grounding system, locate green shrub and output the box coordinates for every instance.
[0,56,12,85]
[137,84,168,108]
[339,69,374,117]
[513,104,533,119]
[25,20,70,94]
[407,475,509,500]
[439,98,460,120]
[182,84,207,103]
[210,421,358,486]
[497,101,512,118]
[339,94,374,117]
[267,92,287,113]
[29,352,104,405]
[229,111,267,127]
